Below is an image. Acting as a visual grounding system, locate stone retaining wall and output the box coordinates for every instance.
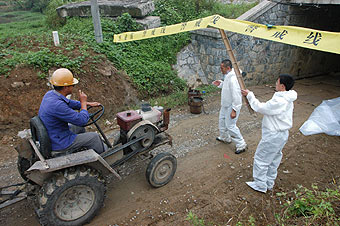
[175,1,340,86]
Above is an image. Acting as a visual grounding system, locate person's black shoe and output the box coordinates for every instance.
[235,145,247,154]
[235,149,245,154]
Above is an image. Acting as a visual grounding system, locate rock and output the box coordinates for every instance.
[136,16,161,29]
[57,0,155,19]
[17,129,31,139]
[105,120,112,125]
[1,135,12,144]
[11,82,24,88]
[98,65,113,77]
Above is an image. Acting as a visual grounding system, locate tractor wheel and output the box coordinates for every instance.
[17,156,31,182]
[38,166,106,226]
[146,153,177,188]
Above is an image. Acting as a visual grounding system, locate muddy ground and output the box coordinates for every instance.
[0,74,339,225]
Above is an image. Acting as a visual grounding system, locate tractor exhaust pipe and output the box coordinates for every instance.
[162,108,171,131]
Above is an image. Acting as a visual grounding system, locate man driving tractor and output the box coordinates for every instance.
[39,68,107,156]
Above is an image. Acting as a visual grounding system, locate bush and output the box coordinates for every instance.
[9,0,48,12]
[44,0,84,28]
[152,0,216,25]
[58,13,188,96]
[276,184,340,225]
[28,0,50,12]
[44,0,66,28]
[152,0,256,25]
[99,14,188,96]
[199,1,258,18]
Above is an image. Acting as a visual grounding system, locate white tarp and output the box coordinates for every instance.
[299,97,340,136]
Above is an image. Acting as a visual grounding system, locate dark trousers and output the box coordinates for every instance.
[53,125,107,156]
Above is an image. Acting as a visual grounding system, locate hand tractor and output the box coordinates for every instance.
[14,103,176,226]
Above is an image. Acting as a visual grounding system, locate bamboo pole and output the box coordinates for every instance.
[218,29,254,114]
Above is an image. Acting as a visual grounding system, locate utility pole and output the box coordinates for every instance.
[218,29,254,114]
[90,0,103,43]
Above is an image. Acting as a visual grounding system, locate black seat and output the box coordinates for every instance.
[30,116,52,159]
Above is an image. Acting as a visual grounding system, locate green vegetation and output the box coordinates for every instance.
[235,216,256,226]
[276,184,340,226]
[1,0,255,98]
[186,211,257,226]
[0,11,47,38]
[185,185,340,226]
[50,13,189,96]
[186,211,209,226]
[45,0,85,28]
[4,0,78,12]
[152,0,258,25]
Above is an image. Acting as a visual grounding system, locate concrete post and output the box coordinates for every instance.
[90,0,103,43]
[52,31,60,46]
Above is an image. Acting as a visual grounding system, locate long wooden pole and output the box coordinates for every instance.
[218,29,254,114]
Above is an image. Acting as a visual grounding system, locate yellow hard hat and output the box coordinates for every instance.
[50,68,79,86]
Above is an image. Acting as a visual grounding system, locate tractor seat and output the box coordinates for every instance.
[30,116,87,159]
[30,116,52,159]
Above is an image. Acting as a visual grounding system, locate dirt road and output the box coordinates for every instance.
[1,75,339,225]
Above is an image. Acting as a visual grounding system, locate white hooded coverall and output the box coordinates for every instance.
[218,68,246,149]
[245,90,297,193]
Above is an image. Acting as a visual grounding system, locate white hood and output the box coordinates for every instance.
[275,90,297,103]
[247,90,297,131]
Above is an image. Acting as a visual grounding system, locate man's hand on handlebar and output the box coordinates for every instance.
[87,102,101,107]
[85,104,105,126]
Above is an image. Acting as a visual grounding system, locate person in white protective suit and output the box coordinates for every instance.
[212,59,247,154]
[241,74,297,193]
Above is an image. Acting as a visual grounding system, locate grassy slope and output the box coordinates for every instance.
[0,1,256,104]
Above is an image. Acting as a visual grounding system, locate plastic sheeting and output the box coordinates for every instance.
[299,97,340,136]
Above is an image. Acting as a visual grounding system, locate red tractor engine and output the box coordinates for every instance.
[116,104,170,153]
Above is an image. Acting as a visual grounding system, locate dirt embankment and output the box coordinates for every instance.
[0,60,140,137]
[0,74,339,225]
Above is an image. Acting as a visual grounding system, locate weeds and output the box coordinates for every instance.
[186,211,207,226]
[37,71,46,79]
[275,184,340,225]
[152,0,257,25]
[185,184,339,226]
[149,89,188,109]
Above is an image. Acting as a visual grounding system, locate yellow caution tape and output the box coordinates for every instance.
[113,15,340,55]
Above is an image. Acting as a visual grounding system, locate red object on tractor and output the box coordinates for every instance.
[116,110,142,131]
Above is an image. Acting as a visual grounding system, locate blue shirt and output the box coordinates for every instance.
[38,90,89,151]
